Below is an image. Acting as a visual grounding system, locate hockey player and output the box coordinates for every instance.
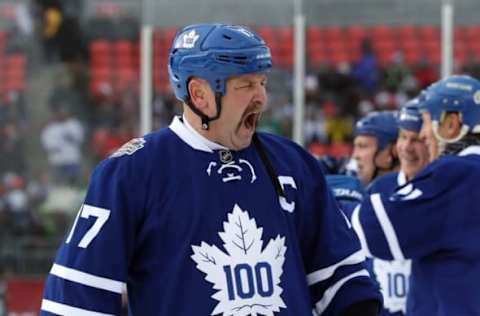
[366,99,429,201]
[40,24,381,315]
[327,107,421,316]
[359,100,428,316]
[352,111,399,186]
[352,74,480,316]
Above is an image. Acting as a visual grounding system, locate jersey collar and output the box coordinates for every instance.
[397,171,407,186]
[458,145,480,157]
[169,116,228,153]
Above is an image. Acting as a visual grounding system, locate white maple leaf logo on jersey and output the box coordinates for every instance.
[191,204,287,316]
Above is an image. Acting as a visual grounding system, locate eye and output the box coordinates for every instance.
[236,82,253,89]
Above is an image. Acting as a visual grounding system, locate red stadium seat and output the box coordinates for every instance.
[346,25,368,42]
[454,44,467,66]
[404,50,421,66]
[277,26,294,42]
[328,142,352,158]
[371,25,395,42]
[256,26,276,44]
[90,39,112,56]
[328,50,350,65]
[113,40,134,57]
[114,54,134,69]
[155,27,178,51]
[2,54,26,91]
[91,66,112,80]
[6,54,26,70]
[467,41,480,57]
[5,278,44,314]
[464,25,480,42]
[418,25,439,42]
[323,26,344,42]
[309,49,329,67]
[326,39,347,54]
[307,26,324,43]
[397,25,417,41]
[424,49,441,65]
[454,26,466,41]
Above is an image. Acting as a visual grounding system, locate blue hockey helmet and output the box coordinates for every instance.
[168,23,272,103]
[398,98,423,133]
[423,75,480,141]
[354,111,399,150]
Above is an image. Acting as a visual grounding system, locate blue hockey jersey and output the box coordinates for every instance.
[327,174,409,316]
[41,116,381,316]
[366,172,411,316]
[353,146,480,316]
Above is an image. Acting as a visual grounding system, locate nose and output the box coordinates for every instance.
[404,139,415,152]
[253,83,267,106]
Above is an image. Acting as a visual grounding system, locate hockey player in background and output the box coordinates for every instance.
[351,111,400,186]
[327,105,428,316]
[352,74,480,316]
[358,101,429,316]
[40,23,382,315]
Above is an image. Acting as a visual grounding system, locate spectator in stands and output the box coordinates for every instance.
[40,4,62,63]
[324,100,354,144]
[0,122,26,176]
[2,172,30,234]
[351,38,379,95]
[40,102,85,185]
[383,51,411,92]
[0,91,28,133]
[413,58,437,89]
[57,15,87,64]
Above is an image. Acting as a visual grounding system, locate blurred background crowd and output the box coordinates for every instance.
[1,0,480,313]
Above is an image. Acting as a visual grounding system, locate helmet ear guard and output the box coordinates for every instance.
[424,75,480,143]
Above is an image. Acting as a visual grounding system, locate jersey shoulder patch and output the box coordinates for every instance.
[110,138,146,158]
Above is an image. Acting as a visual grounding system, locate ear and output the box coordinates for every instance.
[375,144,394,167]
[440,112,462,139]
[390,142,398,158]
[187,78,209,110]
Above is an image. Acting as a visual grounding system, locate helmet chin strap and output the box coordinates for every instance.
[185,93,223,130]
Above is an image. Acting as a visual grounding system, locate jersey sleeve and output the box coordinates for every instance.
[352,159,463,261]
[41,155,146,315]
[302,163,382,315]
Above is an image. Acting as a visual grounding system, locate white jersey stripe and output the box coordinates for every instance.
[306,249,365,286]
[351,205,373,258]
[41,299,114,316]
[458,145,480,156]
[50,264,126,294]
[370,194,405,260]
[314,269,370,315]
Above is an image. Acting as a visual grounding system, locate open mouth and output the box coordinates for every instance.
[243,111,261,130]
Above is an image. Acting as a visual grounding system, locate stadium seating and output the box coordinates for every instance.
[86,24,480,95]
[5,278,44,314]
